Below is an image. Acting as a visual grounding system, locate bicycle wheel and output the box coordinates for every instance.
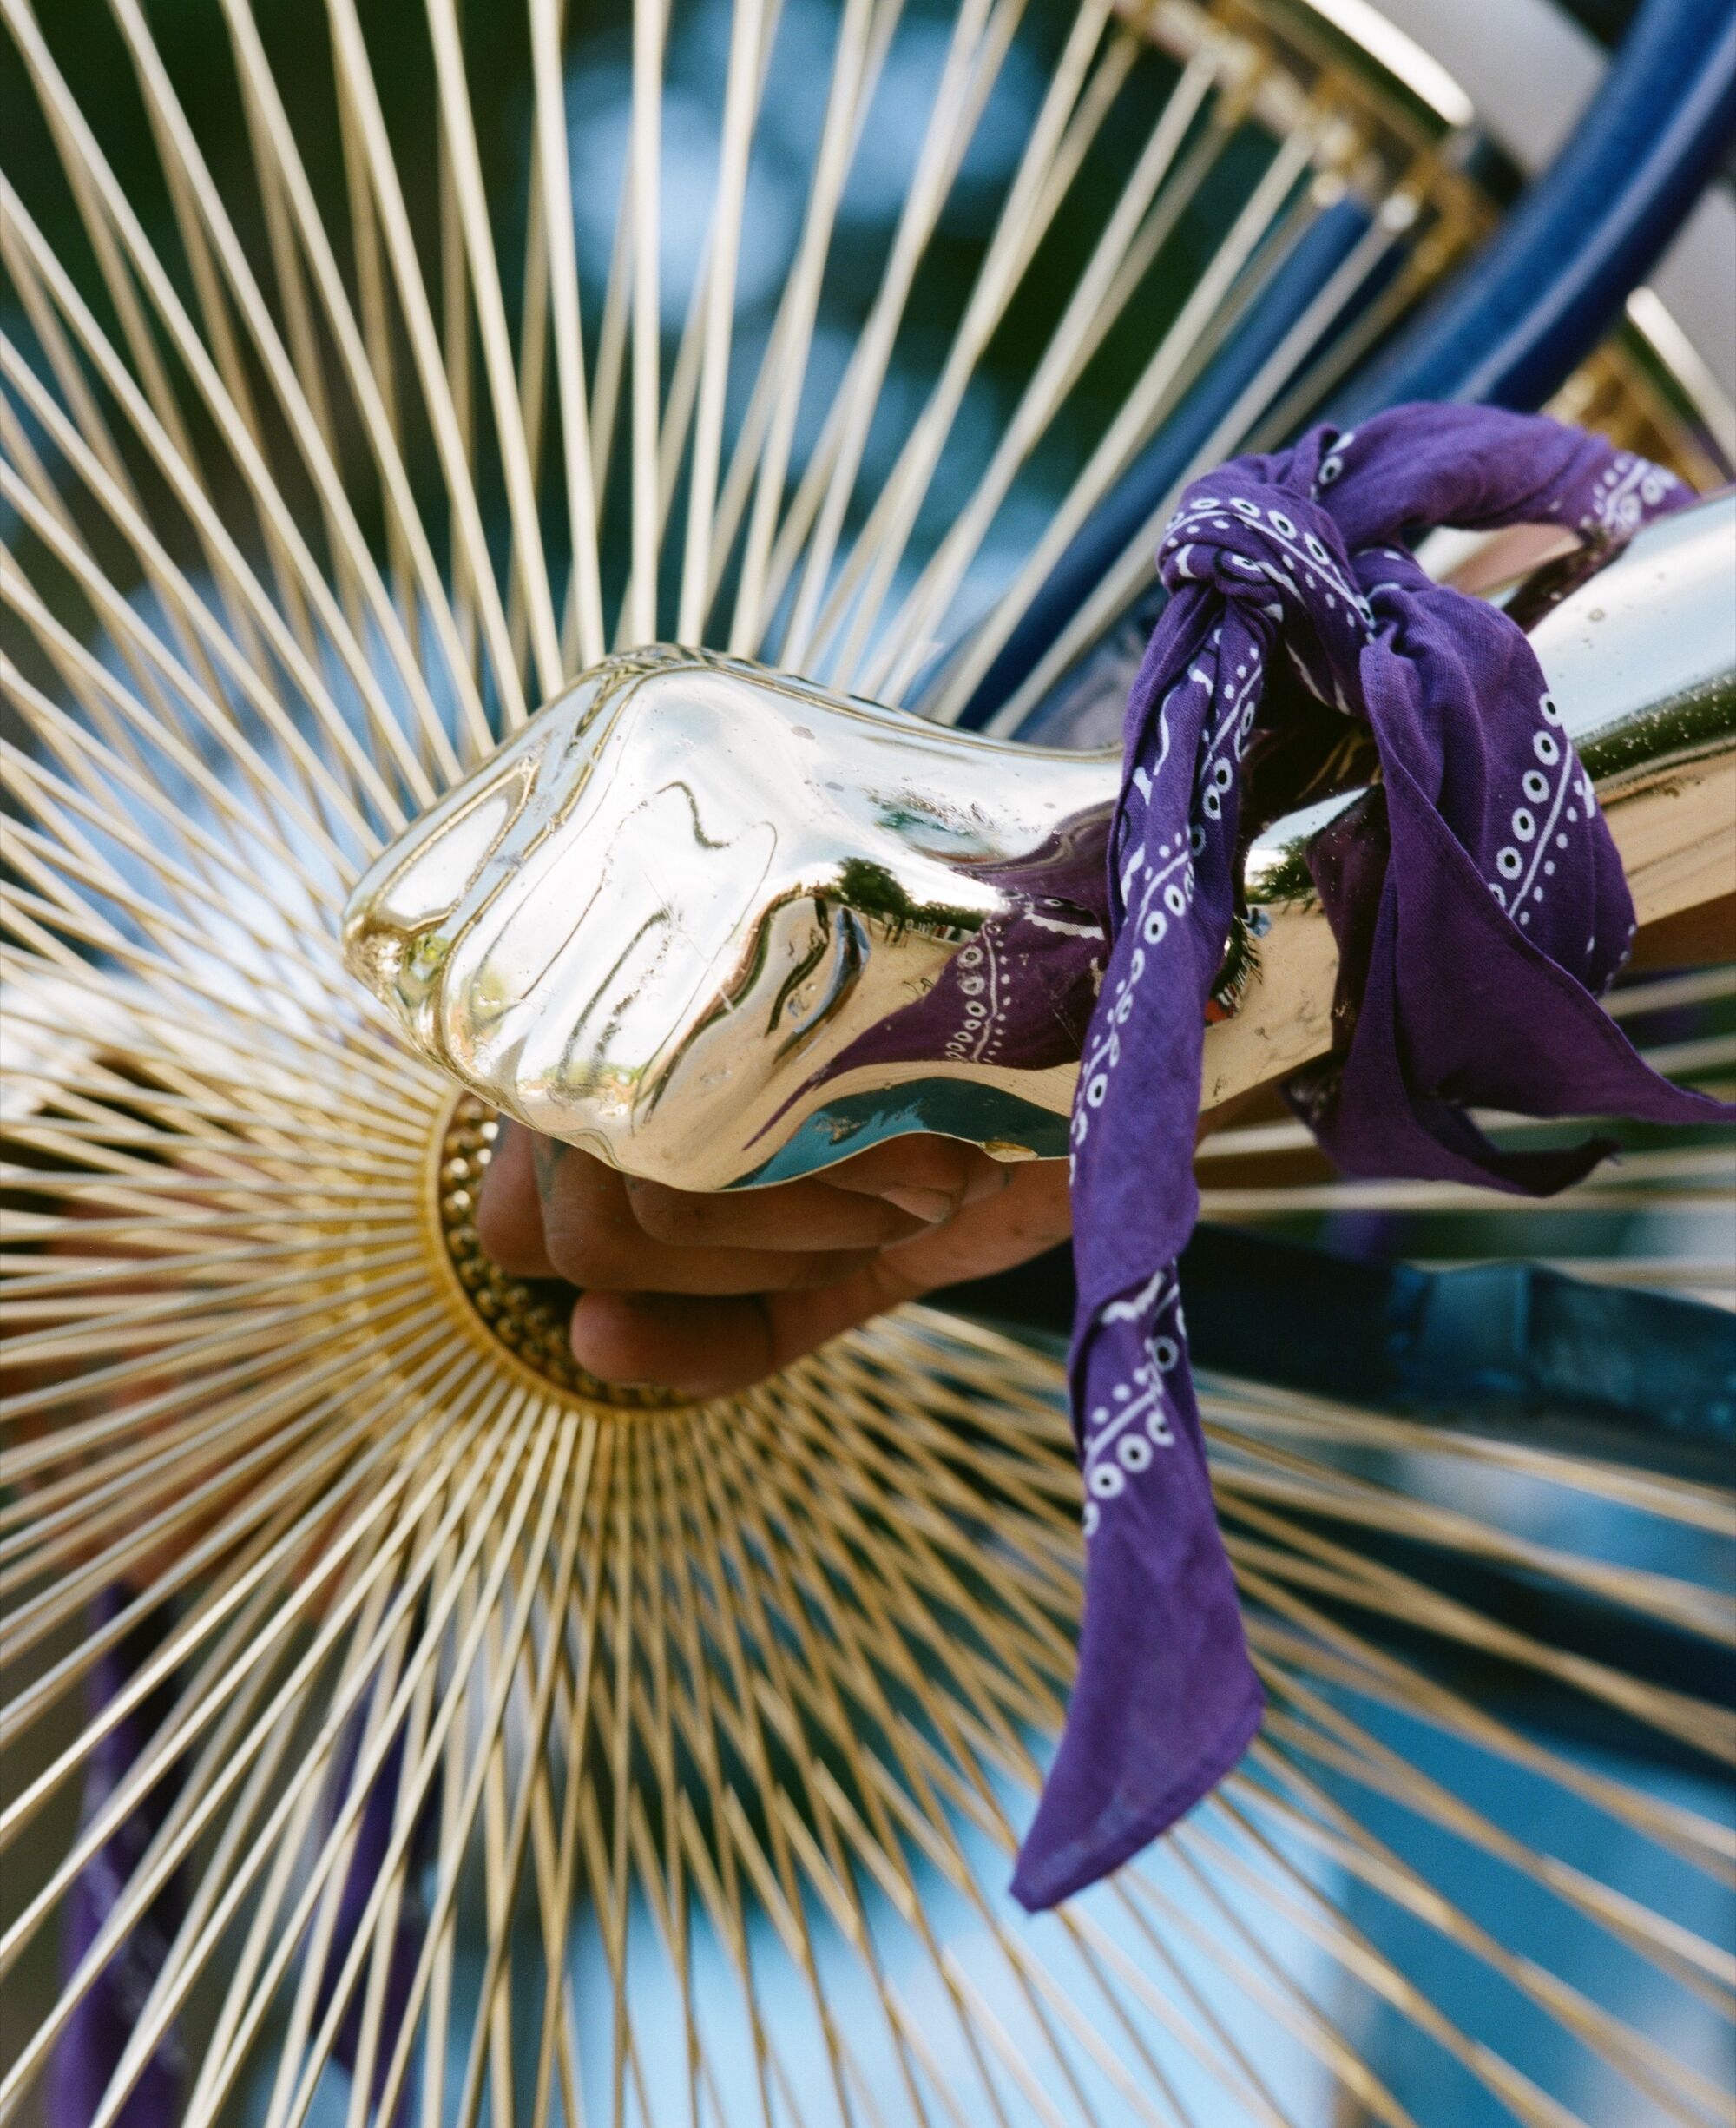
[1,1,1731,2123]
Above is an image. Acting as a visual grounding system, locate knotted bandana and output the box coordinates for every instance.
[1012,404,1729,1910]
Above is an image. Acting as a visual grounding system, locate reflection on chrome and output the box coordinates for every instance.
[345,495,1735,1190]
[345,650,1117,1189]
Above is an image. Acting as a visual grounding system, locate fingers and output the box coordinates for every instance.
[478,1121,1014,1279]
[474,1117,556,1277]
[858,1151,1073,1295]
[569,1258,919,1398]
[568,1293,777,1394]
[478,1123,879,1294]
[568,1160,1074,1398]
[621,1135,1009,1245]
[476,1116,1066,1398]
[818,1135,1011,1222]
[621,1169,933,1251]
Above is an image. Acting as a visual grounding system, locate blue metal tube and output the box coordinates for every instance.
[963,0,1736,730]
[1336,0,1736,415]
[947,197,1378,728]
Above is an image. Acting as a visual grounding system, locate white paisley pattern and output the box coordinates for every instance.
[1070,483,1380,1533]
[1068,431,1681,1539]
[1017,406,1708,1914]
[1079,1274,1183,1539]
[1580,448,1680,542]
[1485,688,1623,974]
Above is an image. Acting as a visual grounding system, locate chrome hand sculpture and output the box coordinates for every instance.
[345,493,1735,1190]
[345,652,1116,1189]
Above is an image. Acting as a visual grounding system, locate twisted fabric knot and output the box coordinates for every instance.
[1011,404,1729,1914]
[1157,476,1378,716]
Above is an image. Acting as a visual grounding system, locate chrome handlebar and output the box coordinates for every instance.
[345,491,1735,1189]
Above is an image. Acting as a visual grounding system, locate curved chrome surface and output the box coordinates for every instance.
[345,493,1734,1187]
[1210,485,1736,1100]
[345,653,1115,1189]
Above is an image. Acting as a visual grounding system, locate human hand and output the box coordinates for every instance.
[476,1124,1073,1398]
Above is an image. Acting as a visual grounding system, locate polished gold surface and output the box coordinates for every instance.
[345,649,1110,1189]
[347,496,1736,1188]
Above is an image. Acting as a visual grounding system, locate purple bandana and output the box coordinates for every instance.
[1011,405,1729,1910]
